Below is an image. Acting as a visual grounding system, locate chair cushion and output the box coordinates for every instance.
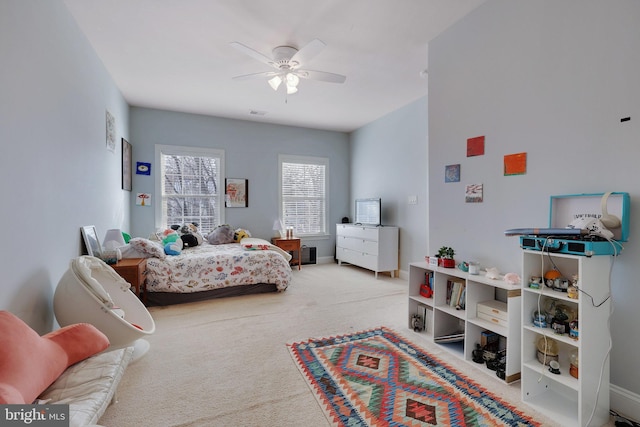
[37,347,134,427]
[0,311,109,404]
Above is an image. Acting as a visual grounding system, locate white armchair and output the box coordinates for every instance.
[54,256,156,360]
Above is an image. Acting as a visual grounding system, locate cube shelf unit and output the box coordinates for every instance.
[521,250,611,427]
[408,261,522,383]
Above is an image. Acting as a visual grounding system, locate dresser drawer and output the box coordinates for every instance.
[337,236,379,255]
[336,224,379,240]
[277,240,300,251]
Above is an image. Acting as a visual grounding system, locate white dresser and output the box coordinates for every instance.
[335,224,398,278]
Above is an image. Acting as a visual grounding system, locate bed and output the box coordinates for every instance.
[122,237,293,306]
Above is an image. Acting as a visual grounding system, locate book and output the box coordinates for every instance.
[434,331,465,343]
[450,281,464,308]
[457,284,466,309]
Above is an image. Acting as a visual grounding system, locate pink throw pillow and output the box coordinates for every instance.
[0,311,109,404]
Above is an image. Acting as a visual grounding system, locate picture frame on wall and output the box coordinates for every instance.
[122,138,132,191]
[106,110,116,152]
[225,178,248,207]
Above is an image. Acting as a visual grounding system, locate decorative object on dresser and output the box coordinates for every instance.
[287,327,538,427]
[335,223,398,278]
[407,261,522,384]
[81,225,102,258]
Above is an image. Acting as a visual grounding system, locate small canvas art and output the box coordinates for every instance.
[136,193,152,206]
[136,162,151,175]
[465,183,483,203]
[445,164,461,183]
[467,136,485,157]
[504,152,527,176]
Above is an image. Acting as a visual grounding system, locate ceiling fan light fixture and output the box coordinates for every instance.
[268,75,282,91]
[285,73,299,86]
[285,73,299,94]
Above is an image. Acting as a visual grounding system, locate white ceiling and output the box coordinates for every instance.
[64,0,485,132]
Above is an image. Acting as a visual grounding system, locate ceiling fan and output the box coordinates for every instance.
[230,39,346,94]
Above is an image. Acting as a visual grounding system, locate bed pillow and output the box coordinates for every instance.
[207,224,235,245]
[127,237,166,259]
[0,311,109,404]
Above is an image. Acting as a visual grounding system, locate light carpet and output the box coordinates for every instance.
[288,327,538,426]
[98,263,563,427]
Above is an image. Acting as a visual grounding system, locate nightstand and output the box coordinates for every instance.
[271,237,302,270]
[111,258,147,303]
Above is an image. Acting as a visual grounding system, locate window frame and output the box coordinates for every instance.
[154,144,225,233]
[278,154,330,238]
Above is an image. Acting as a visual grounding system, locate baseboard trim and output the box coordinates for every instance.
[611,384,640,422]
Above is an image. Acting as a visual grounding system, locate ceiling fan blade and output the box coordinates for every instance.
[297,69,346,84]
[230,42,275,68]
[290,39,326,66]
[232,71,279,81]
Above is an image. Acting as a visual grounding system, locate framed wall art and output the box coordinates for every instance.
[467,135,485,157]
[465,183,484,203]
[445,164,461,183]
[225,178,248,207]
[81,225,102,257]
[136,162,151,175]
[106,110,116,152]
[504,152,527,176]
[122,138,132,191]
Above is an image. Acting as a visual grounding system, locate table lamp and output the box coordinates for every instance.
[103,229,126,250]
[273,220,284,238]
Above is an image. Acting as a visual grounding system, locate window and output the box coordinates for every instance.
[155,145,225,234]
[279,155,329,237]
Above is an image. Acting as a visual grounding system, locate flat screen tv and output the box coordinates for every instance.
[354,198,382,226]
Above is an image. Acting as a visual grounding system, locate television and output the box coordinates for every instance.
[354,198,382,226]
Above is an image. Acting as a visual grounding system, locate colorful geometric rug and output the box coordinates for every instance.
[287,327,539,427]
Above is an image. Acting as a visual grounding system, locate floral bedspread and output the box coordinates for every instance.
[145,243,292,293]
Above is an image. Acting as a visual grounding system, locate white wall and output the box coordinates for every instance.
[429,0,640,411]
[0,1,129,332]
[129,107,350,259]
[350,97,429,274]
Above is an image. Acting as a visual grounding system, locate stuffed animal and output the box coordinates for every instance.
[171,222,203,248]
[233,228,251,242]
[207,224,235,245]
[161,229,183,255]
